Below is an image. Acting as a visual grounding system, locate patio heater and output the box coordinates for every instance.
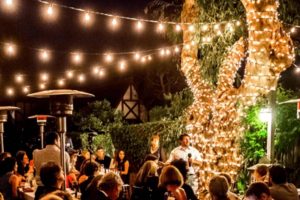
[0,106,20,153]
[28,89,94,189]
[28,115,55,148]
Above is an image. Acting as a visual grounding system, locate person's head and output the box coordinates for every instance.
[68,149,78,163]
[81,150,90,160]
[117,150,126,162]
[135,160,158,186]
[209,175,229,200]
[45,132,60,146]
[40,162,64,189]
[98,172,123,200]
[83,161,99,177]
[269,165,287,185]
[254,165,268,182]
[16,150,29,176]
[179,133,190,147]
[171,159,188,181]
[0,157,17,176]
[245,182,271,200]
[219,173,232,189]
[96,147,105,160]
[150,135,160,148]
[159,166,184,192]
[0,152,11,161]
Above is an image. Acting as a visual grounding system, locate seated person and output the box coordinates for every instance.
[97,172,124,200]
[34,162,65,200]
[78,161,99,197]
[269,165,299,200]
[131,160,159,200]
[207,175,239,200]
[152,166,187,200]
[245,182,272,200]
[253,165,268,183]
[171,159,198,200]
[95,147,111,169]
[219,173,240,200]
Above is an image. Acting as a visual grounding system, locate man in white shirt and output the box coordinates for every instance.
[166,133,201,193]
[33,131,70,186]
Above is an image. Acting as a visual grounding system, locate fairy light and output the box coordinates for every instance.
[141,56,146,63]
[104,53,113,63]
[188,25,195,32]
[201,24,209,32]
[160,49,165,56]
[40,73,49,81]
[66,70,74,79]
[92,66,100,75]
[57,79,65,87]
[110,17,119,28]
[42,3,58,21]
[22,86,29,94]
[118,60,126,71]
[6,87,14,96]
[78,74,85,82]
[4,43,16,56]
[99,69,105,77]
[39,49,50,62]
[174,46,180,53]
[290,27,296,34]
[39,83,46,90]
[72,52,83,64]
[157,23,165,32]
[2,0,17,12]
[175,24,181,32]
[147,55,152,61]
[134,52,141,60]
[15,74,23,83]
[81,11,93,26]
[135,20,144,31]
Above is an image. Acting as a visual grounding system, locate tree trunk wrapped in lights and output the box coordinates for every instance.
[180,0,294,192]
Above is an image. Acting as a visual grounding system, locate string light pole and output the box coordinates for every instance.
[28,89,94,189]
[28,115,55,148]
[0,106,20,153]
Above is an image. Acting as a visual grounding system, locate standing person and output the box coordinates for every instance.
[269,165,299,200]
[166,133,201,193]
[0,157,21,200]
[148,135,166,163]
[95,147,111,169]
[33,131,70,186]
[115,150,130,184]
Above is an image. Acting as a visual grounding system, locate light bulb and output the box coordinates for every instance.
[66,70,74,79]
[119,61,126,71]
[39,49,50,62]
[4,43,16,56]
[72,52,83,64]
[57,79,65,87]
[188,25,195,32]
[42,4,58,21]
[147,55,152,61]
[157,23,165,32]
[134,52,140,60]
[135,20,143,31]
[6,87,14,96]
[175,24,181,32]
[22,86,29,94]
[99,69,105,77]
[174,46,180,53]
[15,74,23,83]
[39,83,46,90]
[78,74,85,82]
[92,66,100,74]
[40,73,49,81]
[104,53,113,63]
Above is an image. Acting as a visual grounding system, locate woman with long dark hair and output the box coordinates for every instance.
[116,150,130,184]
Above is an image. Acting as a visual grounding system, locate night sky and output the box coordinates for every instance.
[0,0,178,106]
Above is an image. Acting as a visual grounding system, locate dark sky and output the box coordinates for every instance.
[0,0,177,105]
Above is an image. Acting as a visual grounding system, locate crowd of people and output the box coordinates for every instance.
[0,132,298,200]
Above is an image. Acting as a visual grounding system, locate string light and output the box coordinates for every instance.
[42,3,58,21]
[57,78,65,86]
[22,86,30,94]
[15,74,23,83]
[157,23,165,32]
[2,0,16,11]
[39,49,51,62]
[81,11,93,26]
[40,73,49,81]
[188,25,195,32]
[4,43,16,56]
[110,17,119,29]
[175,24,181,32]
[135,20,144,31]
[134,52,141,60]
[104,53,113,63]
[6,87,14,96]
[71,52,83,64]
[39,83,46,90]
[98,69,105,77]
[77,74,85,82]
[118,60,126,71]
[66,70,74,79]
[92,66,100,75]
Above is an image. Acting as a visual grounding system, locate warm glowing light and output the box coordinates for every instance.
[160,49,165,56]
[78,74,85,82]
[188,25,195,32]
[6,87,14,96]
[141,57,146,63]
[81,11,93,26]
[2,0,16,11]
[39,49,50,62]
[99,69,105,77]
[15,74,23,83]
[4,0,13,7]
[175,24,181,32]
[135,20,144,31]
[201,24,209,32]
[22,86,29,94]
[134,52,141,60]
[157,23,165,32]
[72,52,83,64]
[47,5,53,15]
[236,21,241,26]
[42,4,58,21]
[92,66,100,74]
[110,17,119,28]
[119,60,126,71]
[165,49,171,55]
[40,73,49,81]
[104,53,114,63]
[174,46,180,53]
[147,55,152,61]
[4,43,16,56]
[290,27,296,33]
[66,70,74,79]
[39,83,46,90]
[57,79,65,87]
